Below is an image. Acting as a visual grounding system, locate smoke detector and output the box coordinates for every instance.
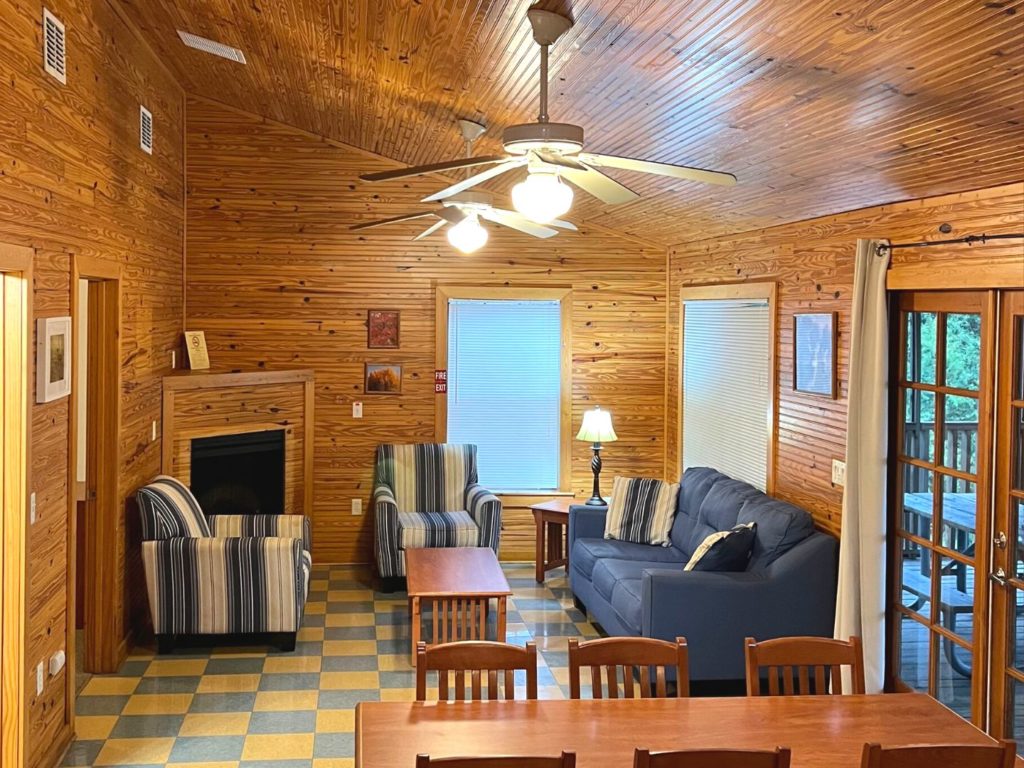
[177,31,246,64]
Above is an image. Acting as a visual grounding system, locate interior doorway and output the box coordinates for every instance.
[68,256,121,694]
[1,243,32,768]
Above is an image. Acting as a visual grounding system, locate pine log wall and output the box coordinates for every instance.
[0,1,184,764]
[184,97,667,564]
[667,183,1024,537]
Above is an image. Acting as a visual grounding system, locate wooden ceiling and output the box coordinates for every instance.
[120,0,1024,245]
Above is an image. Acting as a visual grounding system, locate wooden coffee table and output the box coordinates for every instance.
[405,547,512,665]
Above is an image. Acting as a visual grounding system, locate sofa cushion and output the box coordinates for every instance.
[604,476,680,546]
[610,577,645,634]
[572,538,687,579]
[669,467,725,552]
[739,497,815,571]
[684,478,764,554]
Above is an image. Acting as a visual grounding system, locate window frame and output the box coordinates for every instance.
[677,282,778,494]
[434,285,573,493]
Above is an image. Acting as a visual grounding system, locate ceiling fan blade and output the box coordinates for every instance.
[350,211,437,231]
[548,217,578,231]
[437,207,467,225]
[532,150,589,171]
[477,208,559,239]
[555,163,640,205]
[422,157,526,202]
[360,154,510,183]
[579,152,737,186]
[413,219,449,241]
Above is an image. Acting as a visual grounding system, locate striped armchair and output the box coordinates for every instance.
[136,475,311,652]
[374,444,502,581]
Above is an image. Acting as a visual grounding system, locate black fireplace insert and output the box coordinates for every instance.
[190,429,285,517]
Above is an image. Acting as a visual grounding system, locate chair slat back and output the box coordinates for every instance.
[568,637,689,699]
[634,747,791,768]
[415,752,576,768]
[416,641,538,701]
[860,741,1016,768]
[744,636,865,696]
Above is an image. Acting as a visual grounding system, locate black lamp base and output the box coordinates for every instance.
[584,495,607,506]
[586,442,606,506]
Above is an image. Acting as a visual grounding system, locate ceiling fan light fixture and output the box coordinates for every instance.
[512,171,573,224]
[447,213,488,254]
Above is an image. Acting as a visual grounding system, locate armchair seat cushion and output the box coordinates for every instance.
[398,510,479,550]
[572,537,686,579]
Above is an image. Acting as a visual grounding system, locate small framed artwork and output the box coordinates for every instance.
[793,312,837,398]
[367,309,400,349]
[365,363,402,394]
[184,330,210,370]
[36,316,72,403]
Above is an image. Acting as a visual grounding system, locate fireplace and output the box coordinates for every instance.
[190,429,285,516]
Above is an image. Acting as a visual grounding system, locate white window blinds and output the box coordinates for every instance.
[682,298,771,490]
[447,299,561,491]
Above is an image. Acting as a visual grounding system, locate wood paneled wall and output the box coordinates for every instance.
[0,0,184,764]
[184,96,667,564]
[667,183,1024,537]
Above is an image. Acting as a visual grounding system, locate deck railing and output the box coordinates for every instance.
[903,422,978,494]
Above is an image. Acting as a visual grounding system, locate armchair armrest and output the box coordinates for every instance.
[568,503,608,545]
[465,483,502,551]
[209,514,311,552]
[373,485,400,577]
[141,536,307,635]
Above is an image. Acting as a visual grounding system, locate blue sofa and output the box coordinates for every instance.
[568,467,839,681]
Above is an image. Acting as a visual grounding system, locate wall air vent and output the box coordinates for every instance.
[139,106,153,155]
[42,9,66,84]
[176,31,247,64]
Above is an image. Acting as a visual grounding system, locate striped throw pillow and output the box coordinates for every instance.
[603,476,680,546]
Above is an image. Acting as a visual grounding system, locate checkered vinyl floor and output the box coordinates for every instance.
[64,563,598,768]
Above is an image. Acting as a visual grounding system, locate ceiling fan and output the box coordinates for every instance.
[358,8,736,226]
[351,119,577,253]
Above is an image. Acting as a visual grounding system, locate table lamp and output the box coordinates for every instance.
[576,406,618,506]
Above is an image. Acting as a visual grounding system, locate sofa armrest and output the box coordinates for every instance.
[141,536,306,635]
[208,514,311,552]
[641,533,838,679]
[465,483,502,551]
[568,503,608,546]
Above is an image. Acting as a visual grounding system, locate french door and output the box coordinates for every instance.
[890,289,1024,740]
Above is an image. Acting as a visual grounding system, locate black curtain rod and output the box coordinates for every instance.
[879,232,1024,251]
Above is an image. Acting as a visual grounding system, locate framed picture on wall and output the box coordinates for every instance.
[36,316,72,403]
[367,309,400,349]
[793,312,837,398]
[365,363,402,394]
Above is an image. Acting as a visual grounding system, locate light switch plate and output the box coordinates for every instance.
[170,350,176,368]
[36,662,44,695]
[831,458,846,486]
[351,498,362,516]
[151,420,158,442]
[352,401,363,418]
[29,492,36,525]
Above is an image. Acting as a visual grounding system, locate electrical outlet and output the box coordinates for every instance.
[36,662,44,695]
[351,498,362,516]
[151,420,158,442]
[29,492,36,525]
[352,401,363,419]
[832,458,846,487]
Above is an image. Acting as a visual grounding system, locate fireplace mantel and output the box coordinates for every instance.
[161,369,315,517]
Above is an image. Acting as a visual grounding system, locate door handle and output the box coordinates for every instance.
[990,568,1008,588]
[994,531,1008,550]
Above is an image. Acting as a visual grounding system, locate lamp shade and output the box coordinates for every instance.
[576,407,617,443]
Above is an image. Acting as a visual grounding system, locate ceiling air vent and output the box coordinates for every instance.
[139,106,153,155]
[176,31,246,64]
[42,8,66,84]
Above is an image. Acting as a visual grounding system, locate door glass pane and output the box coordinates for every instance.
[942,395,979,474]
[1012,678,1024,748]
[944,313,981,390]
[937,556,974,644]
[899,614,930,691]
[906,311,937,384]
[1012,586,1024,672]
[939,478,977,554]
[1015,316,1024,401]
[937,643,972,720]
[904,390,935,462]
[1015,499,1024,583]
[1014,407,1024,492]
[899,541,931,619]
[901,467,934,538]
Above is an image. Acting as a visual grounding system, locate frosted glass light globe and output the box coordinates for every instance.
[511,172,573,224]
[446,213,488,254]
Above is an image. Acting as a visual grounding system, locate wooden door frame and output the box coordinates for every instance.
[0,243,32,768]
[68,255,122,687]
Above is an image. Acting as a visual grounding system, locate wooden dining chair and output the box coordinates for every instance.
[860,740,1016,768]
[415,752,576,768]
[567,636,690,698]
[633,746,791,768]
[744,635,865,696]
[415,640,538,701]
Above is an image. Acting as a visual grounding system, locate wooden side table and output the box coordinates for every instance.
[531,498,576,583]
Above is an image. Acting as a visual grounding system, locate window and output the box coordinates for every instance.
[437,287,570,492]
[680,285,776,491]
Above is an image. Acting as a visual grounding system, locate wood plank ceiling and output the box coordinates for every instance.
[118,0,1024,245]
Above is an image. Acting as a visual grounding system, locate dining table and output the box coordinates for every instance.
[355,693,1002,767]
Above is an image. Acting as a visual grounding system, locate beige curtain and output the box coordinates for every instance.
[835,238,890,693]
